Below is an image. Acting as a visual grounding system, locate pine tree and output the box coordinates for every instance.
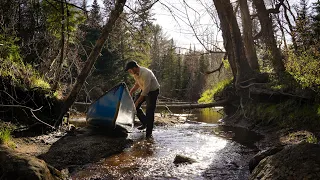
[295,0,312,51]
[89,0,103,28]
[311,0,320,48]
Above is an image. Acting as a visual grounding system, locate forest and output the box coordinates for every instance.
[0,0,319,144]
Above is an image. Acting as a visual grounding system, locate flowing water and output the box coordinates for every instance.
[71,108,263,180]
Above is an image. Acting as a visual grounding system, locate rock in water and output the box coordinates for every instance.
[173,154,197,165]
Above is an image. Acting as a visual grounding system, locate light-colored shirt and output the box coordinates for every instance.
[134,67,160,96]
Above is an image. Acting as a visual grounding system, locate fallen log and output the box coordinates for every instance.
[154,100,228,109]
[73,99,229,109]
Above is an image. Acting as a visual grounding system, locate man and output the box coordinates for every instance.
[125,60,160,138]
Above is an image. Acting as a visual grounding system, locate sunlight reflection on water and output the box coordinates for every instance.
[72,123,228,179]
[71,108,260,179]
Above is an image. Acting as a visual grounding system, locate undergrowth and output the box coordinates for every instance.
[244,100,320,130]
[0,35,50,91]
[0,35,61,127]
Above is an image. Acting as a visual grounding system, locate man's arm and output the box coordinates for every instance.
[129,83,139,96]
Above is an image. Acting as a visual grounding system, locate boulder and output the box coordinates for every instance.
[249,145,284,172]
[250,142,320,180]
[0,145,62,180]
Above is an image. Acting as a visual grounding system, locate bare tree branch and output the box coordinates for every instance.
[0,105,55,129]
[206,61,223,74]
[182,0,224,52]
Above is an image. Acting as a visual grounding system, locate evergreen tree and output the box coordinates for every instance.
[128,0,154,67]
[295,0,313,51]
[311,0,320,49]
[175,49,182,98]
[89,0,103,28]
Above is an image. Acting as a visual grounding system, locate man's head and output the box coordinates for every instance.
[125,60,139,75]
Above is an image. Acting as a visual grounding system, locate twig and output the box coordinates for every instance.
[0,90,20,104]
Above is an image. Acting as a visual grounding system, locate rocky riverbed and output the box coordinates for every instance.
[0,114,187,179]
[1,112,320,179]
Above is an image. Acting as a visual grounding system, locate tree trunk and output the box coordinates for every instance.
[52,1,65,91]
[283,5,298,52]
[55,0,127,127]
[212,0,254,87]
[253,0,286,75]
[239,0,260,72]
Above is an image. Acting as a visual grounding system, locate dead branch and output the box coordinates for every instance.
[183,1,224,52]
[0,104,55,129]
[206,61,223,74]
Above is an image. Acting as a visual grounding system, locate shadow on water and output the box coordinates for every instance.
[69,108,264,179]
[213,125,264,149]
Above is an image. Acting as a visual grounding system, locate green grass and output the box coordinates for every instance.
[198,78,232,103]
[0,128,11,144]
[0,125,12,145]
[0,122,16,148]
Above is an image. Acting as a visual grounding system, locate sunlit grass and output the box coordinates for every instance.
[198,78,232,103]
[0,122,16,148]
[0,128,11,144]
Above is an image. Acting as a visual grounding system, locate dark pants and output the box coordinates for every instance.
[135,89,159,136]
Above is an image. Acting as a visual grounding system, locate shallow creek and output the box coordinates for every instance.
[71,108,263,179]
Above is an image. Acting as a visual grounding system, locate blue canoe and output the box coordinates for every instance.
[86,82,135,129]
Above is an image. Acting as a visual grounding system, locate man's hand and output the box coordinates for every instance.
[134,95,145,108]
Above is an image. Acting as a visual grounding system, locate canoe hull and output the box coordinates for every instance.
[86,82,135,129]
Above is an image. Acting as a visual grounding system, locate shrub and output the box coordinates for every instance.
[286,50,320,92]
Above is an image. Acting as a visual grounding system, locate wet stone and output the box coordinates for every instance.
[173,154,197,165]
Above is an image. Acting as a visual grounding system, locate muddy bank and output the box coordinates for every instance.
[222,111,320,179]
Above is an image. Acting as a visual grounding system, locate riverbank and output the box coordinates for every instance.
[221,101,320,179]
[0,113,188,179]
[222,109,319,150]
